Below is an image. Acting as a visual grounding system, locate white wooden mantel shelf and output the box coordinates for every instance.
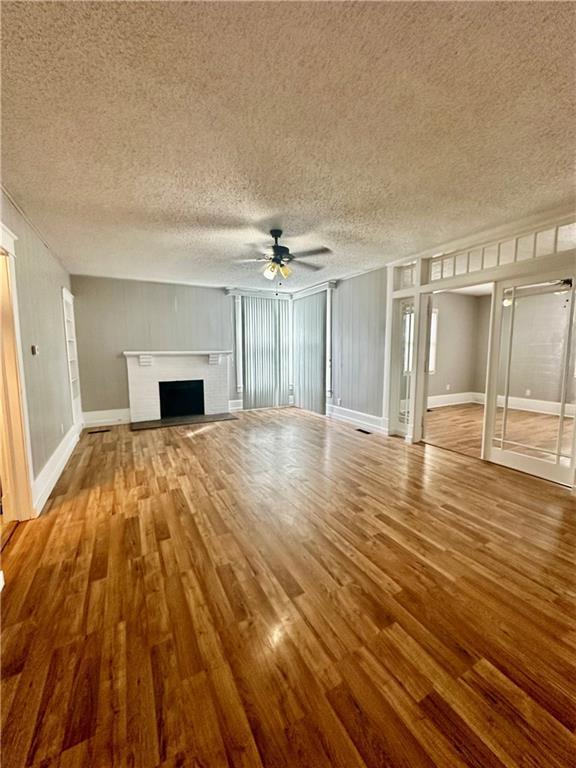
[123,350,233,367]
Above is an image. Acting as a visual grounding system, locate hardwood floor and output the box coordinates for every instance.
[425,404,485,458]
[2,408,575,767]
[425,402,574,462]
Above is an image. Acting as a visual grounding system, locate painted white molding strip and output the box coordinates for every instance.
[387,205,575,268]
[292,280,338,301]
[226,288,291,300]
[326,404,389,434]
[427,391,575,417]
[83,409,131,427]
[32,423,81,514]
[501,395,576,417]
[123,350,233,357]
[229,399,243,412]
[427,392,481,408]
[234,295,244,394]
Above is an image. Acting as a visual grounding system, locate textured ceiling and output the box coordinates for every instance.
[2,1,575,290]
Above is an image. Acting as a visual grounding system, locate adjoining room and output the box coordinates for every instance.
[1,3,575,768]
[423,284,492,459]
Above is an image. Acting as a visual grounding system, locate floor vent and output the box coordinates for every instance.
[87,428,111,434]
[356,428,372,435]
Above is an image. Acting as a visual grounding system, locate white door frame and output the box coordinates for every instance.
[484,268,576,485]
[0,223,34,522]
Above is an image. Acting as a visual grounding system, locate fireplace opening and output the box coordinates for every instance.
[159,380,205,419]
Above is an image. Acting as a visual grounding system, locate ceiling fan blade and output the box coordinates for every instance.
[235,257,269,263]
[292,259,323,271]
[291,246,332,258]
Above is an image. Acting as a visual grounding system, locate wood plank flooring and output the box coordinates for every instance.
[425,404,485,458]
[2,408,576,767]
[425,402,574,461]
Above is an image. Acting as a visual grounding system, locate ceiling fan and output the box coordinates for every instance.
[236,229,332,281]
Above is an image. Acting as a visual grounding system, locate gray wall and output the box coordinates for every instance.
[331,268,387,416]
[2,192,73,478]
[427,293,479,397]
[473,295,492,393]
[429,290,571,403]
[503,291,574,402]
[71,276,235,411]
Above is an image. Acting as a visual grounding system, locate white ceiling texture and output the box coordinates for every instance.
[2,1,575,290]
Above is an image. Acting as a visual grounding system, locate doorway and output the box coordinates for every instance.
[422,284,493,459]
[485,274,575,485]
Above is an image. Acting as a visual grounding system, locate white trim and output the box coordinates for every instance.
[502,396,576,418]
[382,267,394,430]
[427,391,576,417]
[229,399,243,412]
[234,295,243,393]
[487,447,572,487]
[387,204,575,268]
[225,288,291,299]
[325,282,334,401]
[419,251,576,295]
[83,408,131,427]
[292,280,338,300]
[326,404,389,435]
[0,571,4,592]
[123,350,233,357]
[427,392,481,408]
[288,296,294,396]
[32,423,81,514]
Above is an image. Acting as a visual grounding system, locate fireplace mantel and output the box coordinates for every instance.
[123,350,232,422]
[123,351,232,356]
[123,350,232,367]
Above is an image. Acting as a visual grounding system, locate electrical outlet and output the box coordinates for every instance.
[446,384,451,391]
[337,397,342,406]
[525,389,531,397]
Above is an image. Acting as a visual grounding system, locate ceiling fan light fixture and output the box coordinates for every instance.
[279,264,292,279]
[263,262,278,280]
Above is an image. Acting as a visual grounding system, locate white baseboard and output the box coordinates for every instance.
[83,408,131,427]
[229,399,243,412]
[326,404,389,434]
[32,422,81,514]
[427,392,481,408]
[427,391,575,417]
[502,395,575,417]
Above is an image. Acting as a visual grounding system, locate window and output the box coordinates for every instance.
[428,308,438,374]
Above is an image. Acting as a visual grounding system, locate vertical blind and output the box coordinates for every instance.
[242,296,291,409]
[293,291,327,414]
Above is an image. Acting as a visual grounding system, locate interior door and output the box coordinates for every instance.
[485,274,575,485]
